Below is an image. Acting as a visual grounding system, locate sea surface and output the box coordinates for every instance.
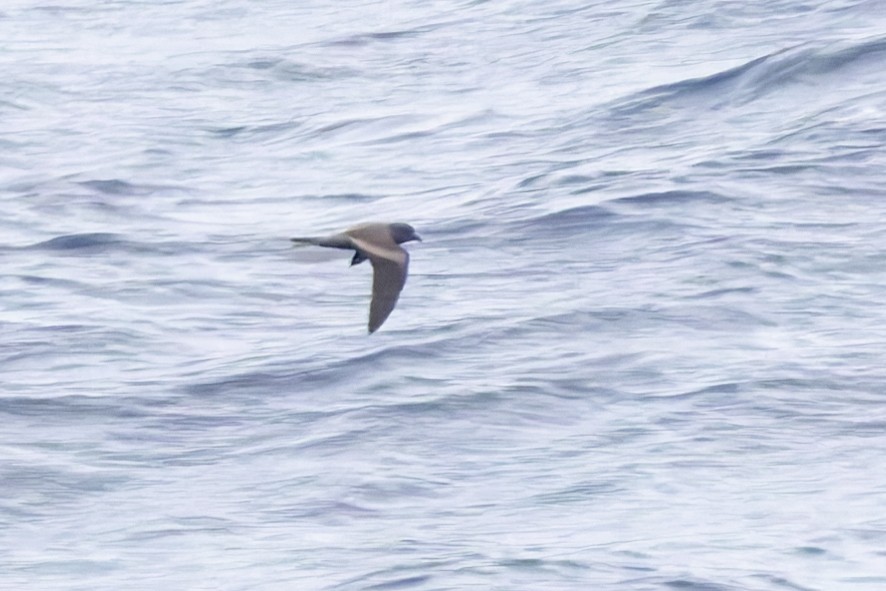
[2,1,886,590]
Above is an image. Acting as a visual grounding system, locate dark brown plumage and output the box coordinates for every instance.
[291,222,421,333]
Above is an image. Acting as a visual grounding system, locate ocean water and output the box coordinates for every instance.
[2,1,886,589]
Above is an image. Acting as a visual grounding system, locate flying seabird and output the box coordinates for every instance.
[290,222,422,333]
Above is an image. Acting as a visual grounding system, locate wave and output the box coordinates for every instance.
[610,36,886,118]
[24,233,199,257]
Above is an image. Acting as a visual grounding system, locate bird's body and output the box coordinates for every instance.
[291,222,421,333]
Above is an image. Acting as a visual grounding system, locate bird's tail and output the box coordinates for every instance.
[290,237,323,246]
[290,234,354,249]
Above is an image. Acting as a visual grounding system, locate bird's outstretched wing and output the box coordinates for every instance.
[351,238,409,333]
[368,253,409,333]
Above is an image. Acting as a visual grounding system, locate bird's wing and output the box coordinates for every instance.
[368,252,409,333]
[345,223,393,246]
[349,236,405,265]
[351,238,409,333]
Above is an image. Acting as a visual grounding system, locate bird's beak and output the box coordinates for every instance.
[414,234,423,242]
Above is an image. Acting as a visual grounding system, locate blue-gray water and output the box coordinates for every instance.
[2,1,886,589]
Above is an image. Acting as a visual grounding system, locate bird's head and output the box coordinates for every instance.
[390,223,422,244]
